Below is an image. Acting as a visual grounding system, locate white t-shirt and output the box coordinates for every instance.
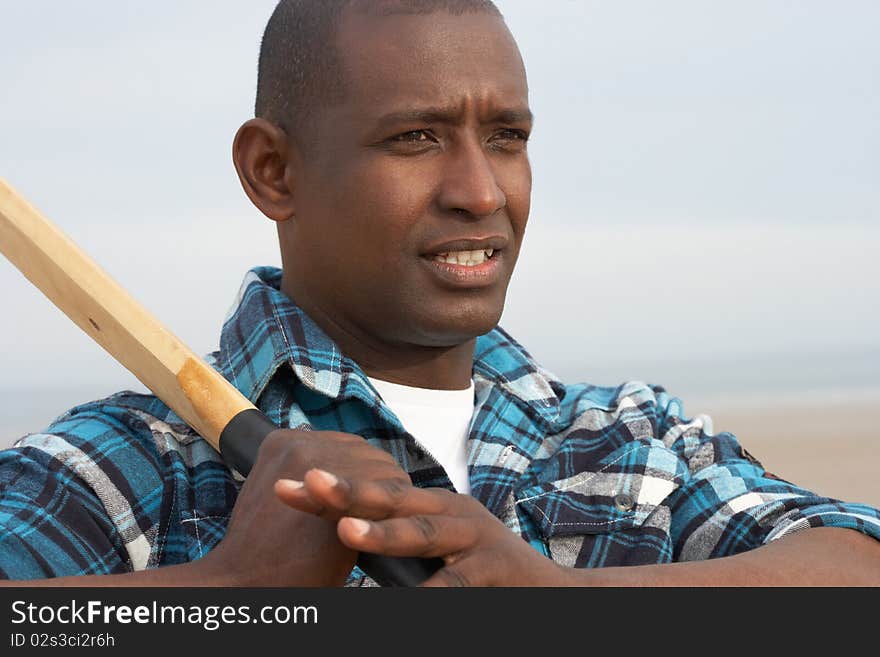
[367,377,474,495]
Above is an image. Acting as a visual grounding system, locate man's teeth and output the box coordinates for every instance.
[432,249,494,266]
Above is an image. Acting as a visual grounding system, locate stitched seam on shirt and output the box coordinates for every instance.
[534,512,635,528]
[270,303,295,374]
[515,445,642,505]
[179,511,231,557]
[157,491,177,563]
[193,514,202,556]
[181,512,227,558]
[223,344,240,394]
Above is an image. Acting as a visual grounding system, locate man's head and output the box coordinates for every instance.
[234,0,532,378]
[254,0,505,153]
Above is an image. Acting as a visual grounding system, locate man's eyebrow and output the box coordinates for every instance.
[375,107,533,128]
[492,108,534,124]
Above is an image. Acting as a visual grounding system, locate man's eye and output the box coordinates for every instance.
[391,130,434,143]
[493,129,529,143]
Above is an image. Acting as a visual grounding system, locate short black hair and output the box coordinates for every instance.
[255,0,502,148]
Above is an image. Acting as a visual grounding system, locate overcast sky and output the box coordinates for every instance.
[1,1,878,415]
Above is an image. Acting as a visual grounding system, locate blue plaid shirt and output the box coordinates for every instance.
[2,266,879,584]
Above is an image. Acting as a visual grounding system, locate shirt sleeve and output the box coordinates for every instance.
[649,385,880,561]
[0,438,130,579]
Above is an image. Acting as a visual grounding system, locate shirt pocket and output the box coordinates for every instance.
[515,441,685,567]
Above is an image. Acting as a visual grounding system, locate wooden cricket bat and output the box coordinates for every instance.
[0,177,440,587]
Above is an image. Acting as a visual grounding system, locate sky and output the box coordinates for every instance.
[0,1,878,435]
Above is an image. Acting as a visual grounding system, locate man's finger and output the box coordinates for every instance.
[273,478,328,516]
[298,471,455,520]
[302,468,352,513]
[336,514,480,557]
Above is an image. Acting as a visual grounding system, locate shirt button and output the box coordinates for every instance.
[614,493,635,511]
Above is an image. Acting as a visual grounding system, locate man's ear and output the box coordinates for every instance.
[232,118,297,222]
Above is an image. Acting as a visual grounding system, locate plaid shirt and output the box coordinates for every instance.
[2,266,879,584]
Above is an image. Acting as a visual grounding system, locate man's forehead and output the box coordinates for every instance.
[336,6,519,63]
[335,8,528,116]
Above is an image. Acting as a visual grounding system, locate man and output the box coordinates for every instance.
[1,0,879,586]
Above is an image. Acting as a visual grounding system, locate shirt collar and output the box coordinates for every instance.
[216,267,562,425]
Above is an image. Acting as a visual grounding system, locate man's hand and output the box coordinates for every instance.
[202,428,413,586]
[275,469,568,587]
[1,428,417,588]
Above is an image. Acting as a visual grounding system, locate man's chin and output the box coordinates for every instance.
[409,306,504,347]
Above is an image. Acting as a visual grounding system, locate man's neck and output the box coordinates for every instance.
[358,344,475,390]
[280,279,476,391]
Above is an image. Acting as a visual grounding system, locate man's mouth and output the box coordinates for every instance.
[420,248,503,288]
[431,248,495,267]
[419,236,508,287]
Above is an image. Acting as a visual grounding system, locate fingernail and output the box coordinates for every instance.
[312,469,339,487]
[277,479,304,490]
[346,518,371,537]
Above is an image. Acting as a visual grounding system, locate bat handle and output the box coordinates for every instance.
[218,409,443,587]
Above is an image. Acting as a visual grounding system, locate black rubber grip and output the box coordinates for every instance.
[218,408,443,587]
[356,552,444,588]
[218,409,277,476]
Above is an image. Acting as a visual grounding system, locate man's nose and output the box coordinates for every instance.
[437,140,506,218]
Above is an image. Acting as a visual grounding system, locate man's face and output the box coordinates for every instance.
[281,10,531,350]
